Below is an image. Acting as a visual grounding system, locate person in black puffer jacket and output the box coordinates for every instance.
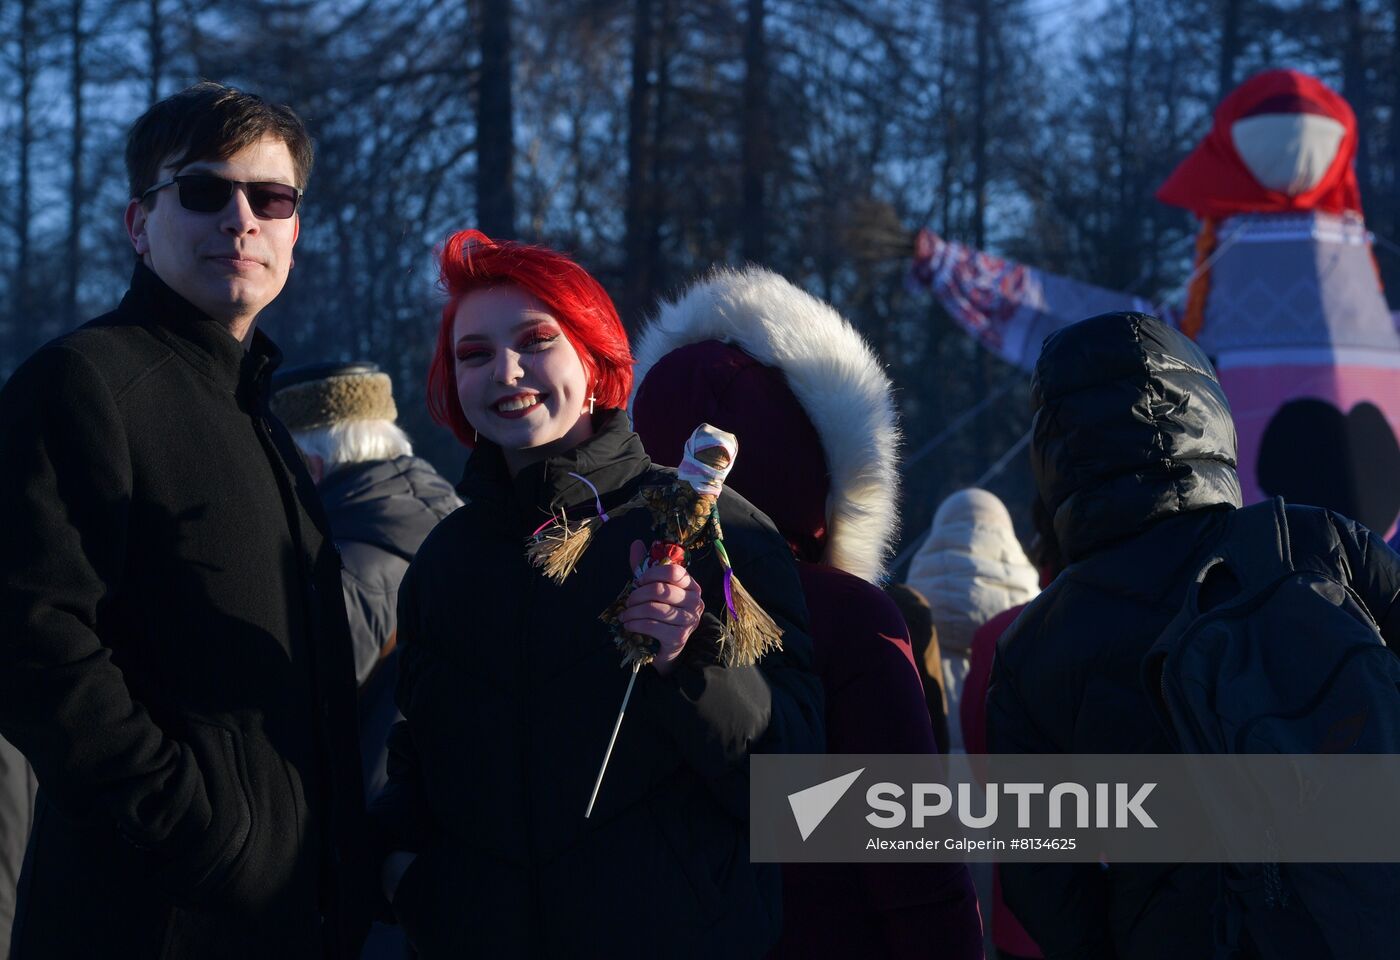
[370,232,824,959]
[987,312,1400,959]
[630,267,982,960]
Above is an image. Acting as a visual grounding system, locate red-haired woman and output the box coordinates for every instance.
[370,231,823,958]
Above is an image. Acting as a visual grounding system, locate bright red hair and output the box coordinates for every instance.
[427,230,634,447]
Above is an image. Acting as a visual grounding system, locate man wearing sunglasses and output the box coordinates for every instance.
[0,82,372,959]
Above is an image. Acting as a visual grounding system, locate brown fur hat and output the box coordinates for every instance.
[270,361,398,431]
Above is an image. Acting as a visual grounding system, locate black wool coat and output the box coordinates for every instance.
[987,313,1400,960]
[371,411,825,959]
[0,264,371,959]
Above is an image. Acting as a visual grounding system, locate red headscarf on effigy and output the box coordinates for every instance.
[1157,69,1362,219]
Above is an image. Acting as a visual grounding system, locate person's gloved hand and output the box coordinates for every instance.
[618,540,705,676]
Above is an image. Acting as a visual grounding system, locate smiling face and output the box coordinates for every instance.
[453,285,595,474]
[125,134,300,340]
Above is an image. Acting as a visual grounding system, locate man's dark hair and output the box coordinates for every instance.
[126,81,314,203]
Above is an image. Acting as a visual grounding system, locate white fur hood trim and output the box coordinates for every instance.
[630,267,901,583]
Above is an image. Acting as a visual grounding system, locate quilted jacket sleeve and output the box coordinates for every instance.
[1328,512,1400,644]
[1288,506,1400,644]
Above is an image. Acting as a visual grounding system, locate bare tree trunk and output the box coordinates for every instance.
[67,0,85,330]
[970,0,992,466]
[1342,0,1371,206]
[937,0,957,237]
[568,110,587,237]
[16,0,35,334]
[1392,0,1400,272]
[622,0,654,327]
[476,0,516,238]
[179,0,210,78]
[1116,0,1139,284]
[148,0,163,104]
[1218,0,1241,101]
[972,0,989,248]
[649,0,675,291]
[740,0,768,263]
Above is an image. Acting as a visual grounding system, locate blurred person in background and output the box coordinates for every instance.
[905,488,1040,753]
[905,487,1038,956]
[960,497,1064,960]
[273,361,461,798]
[962,496,1062,756]
[274,361,461,960]
[631,266,981,959]
[884,583,951,753]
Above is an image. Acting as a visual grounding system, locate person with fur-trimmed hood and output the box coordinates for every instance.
[631,266,982,960]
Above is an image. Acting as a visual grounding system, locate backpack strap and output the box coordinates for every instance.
[1216,497,1294,591]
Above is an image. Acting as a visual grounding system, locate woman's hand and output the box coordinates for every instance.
[619,540,705,676]
[382,850,417,904]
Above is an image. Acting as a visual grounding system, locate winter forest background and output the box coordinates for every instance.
[2,0,1398,571]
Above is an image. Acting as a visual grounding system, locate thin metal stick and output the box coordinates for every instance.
[585,661,642,818]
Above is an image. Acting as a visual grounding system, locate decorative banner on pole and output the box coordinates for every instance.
[907,228,1148,372]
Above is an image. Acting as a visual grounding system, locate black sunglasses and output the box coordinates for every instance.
[141,174,303,220]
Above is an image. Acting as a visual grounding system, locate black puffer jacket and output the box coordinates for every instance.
[987,313,1400,960]
[320,455,461,798]
[371,411,824,958]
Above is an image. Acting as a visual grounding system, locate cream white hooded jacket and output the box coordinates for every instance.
[906,488,1039,750]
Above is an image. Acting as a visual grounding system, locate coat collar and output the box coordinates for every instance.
[117,261,284,411]
[457,409,653,525]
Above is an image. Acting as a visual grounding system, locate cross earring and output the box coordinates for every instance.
[588,392,597,415]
